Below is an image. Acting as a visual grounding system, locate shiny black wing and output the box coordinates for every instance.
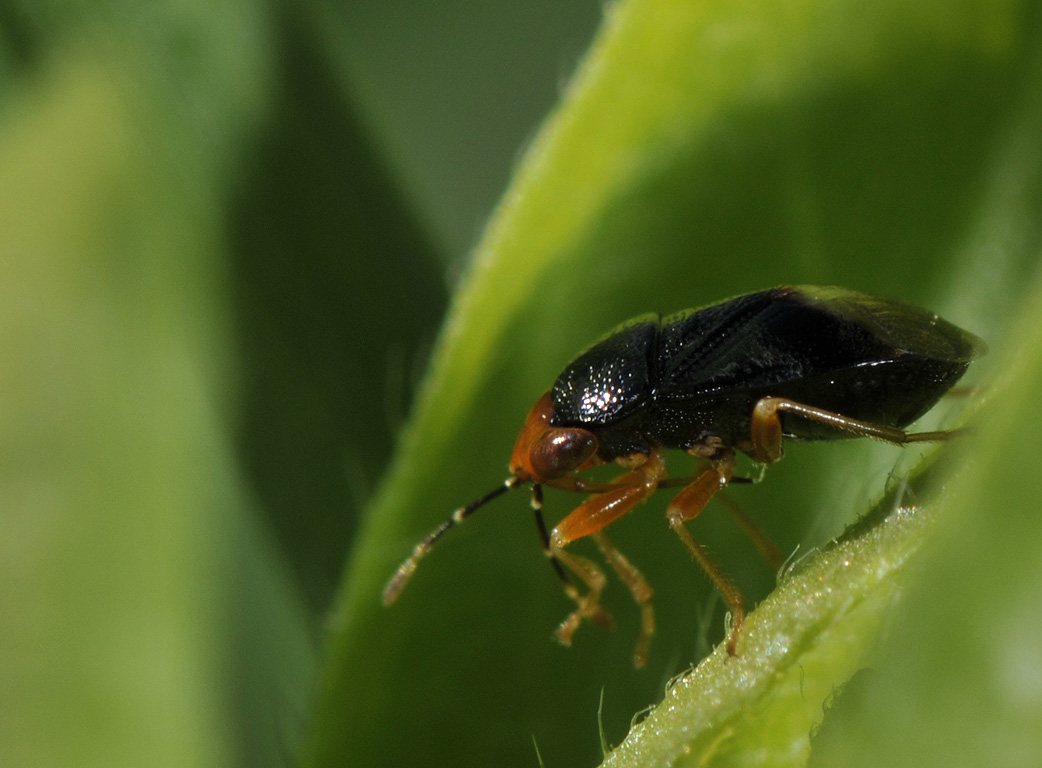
[651,286,981,404]
[551,314,659,426]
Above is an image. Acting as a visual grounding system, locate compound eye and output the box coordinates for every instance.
[529,428,597,480]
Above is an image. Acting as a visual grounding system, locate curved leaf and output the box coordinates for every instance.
[305,2,1042,767]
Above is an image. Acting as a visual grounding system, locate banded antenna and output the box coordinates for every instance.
[382,475,527,605]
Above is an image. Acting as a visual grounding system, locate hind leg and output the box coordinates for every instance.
[750,396,965,464]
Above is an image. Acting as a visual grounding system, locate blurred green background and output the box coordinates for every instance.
[4,1,1042,767]
[0,1,602,765]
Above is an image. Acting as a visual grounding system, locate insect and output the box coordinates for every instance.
[383,285,984,667]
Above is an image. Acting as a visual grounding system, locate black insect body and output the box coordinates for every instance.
[384,285,984,667]
[552,286,978,460]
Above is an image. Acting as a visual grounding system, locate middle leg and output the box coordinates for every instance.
[665,451,746,655]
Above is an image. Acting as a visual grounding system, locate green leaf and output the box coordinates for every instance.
[0,6,317,768]
[305,1,1042,767]
[806,249,1042,767]
[602,463,944,767]
[0,59,238,767]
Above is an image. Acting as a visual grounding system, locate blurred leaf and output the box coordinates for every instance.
[0,0,270,169]
[304,1,1042,767]
[0,55,236,767]
[807,236,1042,765]
[302,0,604,261]
[227,5,447,622]
[0,4,319,768]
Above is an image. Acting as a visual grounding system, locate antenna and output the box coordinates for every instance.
[382,476,526,605]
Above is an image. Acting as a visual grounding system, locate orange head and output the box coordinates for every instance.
[509,391,599,483]
[382,391,600,606]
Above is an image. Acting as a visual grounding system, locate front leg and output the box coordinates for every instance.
[548,450,666,662]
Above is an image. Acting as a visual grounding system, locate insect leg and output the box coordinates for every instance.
[750,396,966,464]
[944,385,984,398]
[592,531,655,669]
[532,485,573,587]
[549,450,666,655]
[532,486,615,635]
[551,484,649,648]
[665,454,746,656]
[716,491,784,571]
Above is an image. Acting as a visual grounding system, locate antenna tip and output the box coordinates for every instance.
[382,561,417,606]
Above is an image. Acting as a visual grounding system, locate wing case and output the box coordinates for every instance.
[550,286,984,459]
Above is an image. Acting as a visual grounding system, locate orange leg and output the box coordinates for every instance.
[666,452,746,656]
[548,450,666,659]
[551,547,615,644]
[531,487,614,635]
[716,491,785,572]
[592,531,655,669]
[531,484,615,635]
[750,396,964,464]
